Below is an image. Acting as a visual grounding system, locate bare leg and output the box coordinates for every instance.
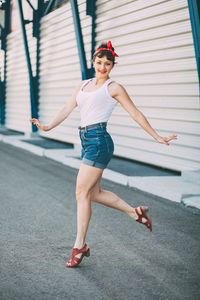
[74,164,103,248]
[92,180,138,219]
[67,166,151,266]
[66,164,103,267]
[91,180,152,231]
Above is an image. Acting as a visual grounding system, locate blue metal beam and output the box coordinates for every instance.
[86,0,96,78]
[187,0,200,82]
[70,0,88,80]
[26,0,36,11]
[17,0,38,132]
[33,0,44,130]
[44,0,56,16]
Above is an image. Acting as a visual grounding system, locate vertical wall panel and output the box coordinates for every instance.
[95,0,200,171]
[5,23,35,132]
[39,1,91,144]
[0,50,4,81]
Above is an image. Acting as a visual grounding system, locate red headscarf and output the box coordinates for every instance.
[94,40,119,57]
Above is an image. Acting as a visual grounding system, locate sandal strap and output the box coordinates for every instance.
[71,243,88,256]
[68,256,81,267]
[135,207,146,222]
[66,244,90,268]
[135,206,152,231]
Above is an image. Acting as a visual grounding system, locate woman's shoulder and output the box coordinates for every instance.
[109,79,124,89]
[73,80,87,98]
[79,79,90,86]
[108,80,125,97]
[75,79,90,91]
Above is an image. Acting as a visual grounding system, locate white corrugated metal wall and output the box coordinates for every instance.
[5,24,35,132]
[0,50,4,81]
[39,0,91,144]
[4,0,200,171]
[4,0,37,132]
[95,0,200,171]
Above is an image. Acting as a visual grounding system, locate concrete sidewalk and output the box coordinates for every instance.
[0,127,200,210]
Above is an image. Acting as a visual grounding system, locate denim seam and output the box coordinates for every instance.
[93,136,100,166]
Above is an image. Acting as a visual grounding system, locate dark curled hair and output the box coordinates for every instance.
[93,42,116,64]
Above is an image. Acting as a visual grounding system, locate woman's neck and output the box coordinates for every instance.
[94,77,109,86]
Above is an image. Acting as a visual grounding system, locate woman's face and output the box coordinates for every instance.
[93,55,114,79]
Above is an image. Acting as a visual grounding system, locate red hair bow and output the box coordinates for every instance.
[95,40,119,57]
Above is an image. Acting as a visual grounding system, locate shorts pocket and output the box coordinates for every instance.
[83,130,98,141]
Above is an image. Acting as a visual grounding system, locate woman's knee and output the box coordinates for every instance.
[76,185,91,201]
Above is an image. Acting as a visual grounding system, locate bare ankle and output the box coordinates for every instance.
[74,239,85,249]
[127,208,137,220]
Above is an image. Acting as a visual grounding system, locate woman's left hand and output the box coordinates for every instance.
[156,134,177,145]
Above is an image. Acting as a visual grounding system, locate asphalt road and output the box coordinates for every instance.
[0,141,200,300]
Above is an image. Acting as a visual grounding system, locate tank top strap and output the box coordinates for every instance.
[104,78,115,100]
[104,78,114,88]
[79,79,92,92]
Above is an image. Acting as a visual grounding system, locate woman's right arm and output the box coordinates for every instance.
[30,82,82,131]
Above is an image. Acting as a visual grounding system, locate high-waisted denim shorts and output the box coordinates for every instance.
[79,122,114,169]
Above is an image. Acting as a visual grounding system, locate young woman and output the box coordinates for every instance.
[30,41,177,268]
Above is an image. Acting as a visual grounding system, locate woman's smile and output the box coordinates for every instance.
[93,56,114,78]
[99,70,107,74]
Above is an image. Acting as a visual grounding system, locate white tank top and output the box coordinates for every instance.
[76,78,117,127]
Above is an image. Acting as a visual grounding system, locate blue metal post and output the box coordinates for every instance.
[187,0,200,82]
[32,0,44,129]
[86,0,96,78]
[17,0,38,132]
[70,0,88,79]
[0,0,11,125]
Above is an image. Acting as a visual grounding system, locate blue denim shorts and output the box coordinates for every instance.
[79,122,114,169]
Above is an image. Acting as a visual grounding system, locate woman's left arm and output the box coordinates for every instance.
[111,83,177,145]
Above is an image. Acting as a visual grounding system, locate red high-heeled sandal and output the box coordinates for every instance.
[66,244,90,268]
[135,206,152,232]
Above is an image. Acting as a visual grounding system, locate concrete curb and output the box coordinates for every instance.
[1,134,199,210]
[181,195,200,210]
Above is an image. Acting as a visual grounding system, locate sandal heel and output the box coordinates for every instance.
[85,248,90,257]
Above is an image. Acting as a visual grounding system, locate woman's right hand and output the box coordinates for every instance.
[30,118,50,131]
